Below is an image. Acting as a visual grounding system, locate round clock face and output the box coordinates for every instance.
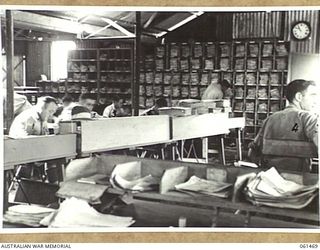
[292,22,311,40]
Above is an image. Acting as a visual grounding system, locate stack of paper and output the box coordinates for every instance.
[190,72,199,85]
[247,88,256,98]
[235,59,245,70]
[180,59,189,70]
[164,86,172,96]
[200,73,209,85]
[220,58,230,70]
[170,44,179,57]
[110,161,160,192]
[246,73,256,85]
[262,44,273,57]
[4,205,56,227]
[235,44,245,57]
[246,102,255,112]
[235,87,244,98]
[206,43,215,57]
[220,44,230,57]
[190,87,199,97]
[181,44,190,57]
[156,46,165,58]
[204,59,214,70]
[258,102,268,112]
[247,59,257,70]
[164,73,171,85]
[194,44,203,57]
[276,58,287,70]
[270,73,280,85]
[41,198,134,228]
[170,59,178,70]
[172,86,180,97]
[270,88,280,99]
[234,102,243,111]
[191,59,201,69]
[172,73,180,85]
[155,59,164,70]
[181,87,189,97]
[139,85,145,95]
[249,44,259,57]
[182,73,190,85]
[154,85,163,96]
[259,74,269,86]
[261,59,273,70]
[146,72,154,84]
[235,73,244,85]
[211,73,219,84]
[258,88,268,98]
[244,167,319,209]
[146,98,154,107]
[154,73,162,84]
[145,85,153,96]
[276,44,288,56]
[175,176,232,198]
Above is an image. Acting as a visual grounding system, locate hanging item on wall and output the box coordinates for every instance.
[291,21,312,41]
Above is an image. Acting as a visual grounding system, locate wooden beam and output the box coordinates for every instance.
[5,10,14,132]
[5,11,123,38]
[133,12,141,116]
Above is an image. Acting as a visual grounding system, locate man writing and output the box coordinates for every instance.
[201,79,233,100]
[248,79,318,172]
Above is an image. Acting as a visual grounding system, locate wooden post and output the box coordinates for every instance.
[5,10,14,131]
[133,11,141,116]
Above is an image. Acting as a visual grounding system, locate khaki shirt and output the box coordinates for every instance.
[252,104,318,172]
[9,108,47,138]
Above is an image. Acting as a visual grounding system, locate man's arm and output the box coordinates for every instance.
[300,112,318,147]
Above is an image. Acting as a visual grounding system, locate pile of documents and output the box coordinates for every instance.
[146,72,154,83]
[270,88,280,99]
[234,102,244,111]
[235,44,246,57]
[200,73,209,85]
[139,85,145,95]
[246,73,256,85]
[206,43,215,57]
[164,86,172,96]
[276,58,287,70]
[172,86,180,97]
[181,87,189,97]
[194,44,203,57]
[145,85,153,96]
[276,44,288,56]
[235,87,244,98]
[262,44,273,57]
[170,44,179,57]
[220,44,230,57]
[220,58,230,70]
[269,74,279,85]
[247,88,256,98]
[249,44,259,57]
[182,73,190,85]
[181,44,190,57]
[191,59,201,69]
[154,85,163,96]
[246,102,255,112]
[156,46,165,57]
[180,59,189,70]
[211,73,219,84]
[258,102,268,112]
[235,58,245,70]
[244,167,319,209]
[258,88,268,98]
[261,59,273,70]
[146,98,154,107]
[170,59,178,70]
[175,176,232,198]
[4,205,56,227]
[235,73,244,85]
[155,59,164,70]
[164,73,171,85]
[41,198,134,228]
[172,73,180,85]
[190,87,199,97]
[259,74,269,85]
[247,58,257,70]
[190,72,199,85]
[154,73,162,84]
[204,59,214,70]
[110,161,160,192]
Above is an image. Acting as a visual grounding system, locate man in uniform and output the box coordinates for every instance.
[248,79,318,172]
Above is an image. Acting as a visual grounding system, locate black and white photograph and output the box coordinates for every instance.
[1,7,319,231]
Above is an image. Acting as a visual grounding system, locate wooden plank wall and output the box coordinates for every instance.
[233,10,320,53]
[26,41,51,85]
[284,10,320,53]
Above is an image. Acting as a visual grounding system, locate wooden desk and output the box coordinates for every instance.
[60,116,171,156]
[67,154,319,228]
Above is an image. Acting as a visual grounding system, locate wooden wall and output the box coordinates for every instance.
[26,41,51,85]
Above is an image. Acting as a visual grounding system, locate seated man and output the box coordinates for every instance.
[103,95,125,118]
[248,79,318,172]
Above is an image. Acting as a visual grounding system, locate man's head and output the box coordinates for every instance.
[36,96,58,121]
[219,80,233,98]
[286,79,318,111]
[112,95,123,109]
[62,95,73,108]
[79,93,96,111]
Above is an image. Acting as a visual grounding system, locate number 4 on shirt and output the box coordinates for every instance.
[292,123,299,132]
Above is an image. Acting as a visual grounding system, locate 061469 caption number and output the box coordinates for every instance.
[300,244,318,248]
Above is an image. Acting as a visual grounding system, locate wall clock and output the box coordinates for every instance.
[291,21,311,41]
